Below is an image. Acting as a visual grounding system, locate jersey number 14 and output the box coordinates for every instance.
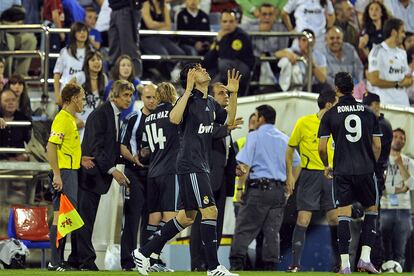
[146,123,166,151]
[345,114,362,143]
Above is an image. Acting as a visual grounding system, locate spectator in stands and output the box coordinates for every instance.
[235,0,287,24]
[0,57,7,91]
[276,29,328,92]
[334,0,359,50]
[358,1,389,60]
[74,51,107,140]
[176,0,211,56]
[95,0,110,47]
[203,10,255,96]
[0,4,37,77]
[61,0,85,26]
[384,0,414,33]
[241,3,288,91]
[380,128,414,269]
[5,74,32,120]
[54,22,90,106]
[367,18,413,106]
[282,0,335,50]
[406,46,414,106]
[104,55,141,120]
[141,0,186,79]
[108,0,142,78]
[42,0,66,54]
[241,3,288,57]
[404,31,414,49]
[324,26,364,86]
[84,6,102,50]
[0,89,31,161]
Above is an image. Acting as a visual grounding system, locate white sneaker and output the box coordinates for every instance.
[207,265,239,276]
[148,263,174,272]
[132,249,150,275]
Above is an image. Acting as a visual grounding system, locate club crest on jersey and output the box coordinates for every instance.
[198,123,214,134]
[203,196,209,204]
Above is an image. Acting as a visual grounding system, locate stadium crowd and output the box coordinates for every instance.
[0,0,414,274]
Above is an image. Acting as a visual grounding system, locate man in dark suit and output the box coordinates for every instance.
[190,82,239,271]
[73,80,134,270]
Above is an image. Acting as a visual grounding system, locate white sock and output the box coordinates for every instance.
[150,253,159,259]
[360,245,371,263]
[340,254,350,269]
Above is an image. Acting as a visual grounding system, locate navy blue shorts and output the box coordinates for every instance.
[147,174,180,213]
[177,172,216,211]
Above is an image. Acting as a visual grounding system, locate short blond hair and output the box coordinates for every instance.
[109,80,134,100]
[156,82,177,104]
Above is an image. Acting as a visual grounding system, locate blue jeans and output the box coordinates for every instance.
[380,209,413,268]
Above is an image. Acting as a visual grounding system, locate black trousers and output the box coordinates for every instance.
[189,170,227,270]
[73,185,101,269]
[120,167,147,269]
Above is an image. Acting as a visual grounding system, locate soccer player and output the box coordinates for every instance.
[132,63,240,276]
[318,72,382,274]
[286,89,339,272]
[143,82,179,272]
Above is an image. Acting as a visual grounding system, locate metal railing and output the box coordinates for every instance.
[0,25,314,96]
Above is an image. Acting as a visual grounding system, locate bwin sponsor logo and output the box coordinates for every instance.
[198,123,213,134]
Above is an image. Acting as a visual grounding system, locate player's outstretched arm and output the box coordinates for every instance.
[226,69,242,127]
[170,68,196,124]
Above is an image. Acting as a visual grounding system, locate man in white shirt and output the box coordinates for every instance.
[367,18,413,106]
[380,128,414,269]
[384,0,414,33]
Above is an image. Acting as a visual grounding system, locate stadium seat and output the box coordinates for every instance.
[7,206,50,268]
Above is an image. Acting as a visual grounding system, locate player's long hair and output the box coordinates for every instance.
[156,82,177,104]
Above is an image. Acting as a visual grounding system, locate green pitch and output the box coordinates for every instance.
[1,271,414,276]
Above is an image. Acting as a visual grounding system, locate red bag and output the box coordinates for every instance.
[13,206,49,241]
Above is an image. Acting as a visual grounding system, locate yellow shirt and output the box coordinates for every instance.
[288,114,334,170]
[48,109,81,169]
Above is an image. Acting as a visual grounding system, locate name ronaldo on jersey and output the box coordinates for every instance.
[337,105,365,113]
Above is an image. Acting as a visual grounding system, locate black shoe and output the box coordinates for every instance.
[286,265,301,272]
[79,263,99,271]
[48,261,77,271]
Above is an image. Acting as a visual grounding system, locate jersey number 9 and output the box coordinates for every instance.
[344,114,362,143]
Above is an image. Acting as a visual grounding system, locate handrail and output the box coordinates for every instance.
[0,25,314,94]
[5,121,32,127]
[0,148,27,154]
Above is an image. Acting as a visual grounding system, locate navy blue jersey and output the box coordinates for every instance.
[176,89,227,174]
[145,102,179,177]
[318,95,382,175]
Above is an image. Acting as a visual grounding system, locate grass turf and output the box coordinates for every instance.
[1,271,414,276]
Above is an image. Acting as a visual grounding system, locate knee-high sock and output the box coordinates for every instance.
[338,217,351,255]
[49,225,60,266]
[200,219,219,270]
[140,218,184,258]
[329,225,340,265]
[360,212,378,262]
[291,225,307,266]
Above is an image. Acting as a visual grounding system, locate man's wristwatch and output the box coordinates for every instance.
[395,81,401,89]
